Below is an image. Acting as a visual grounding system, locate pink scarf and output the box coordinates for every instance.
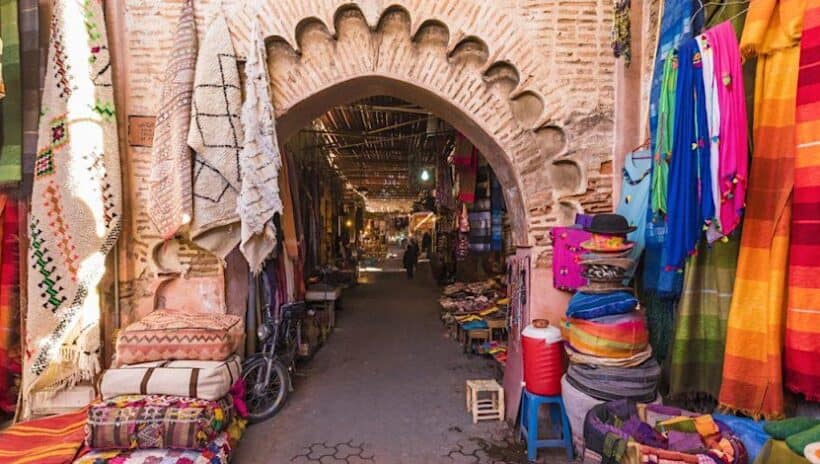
[705,22,749,236]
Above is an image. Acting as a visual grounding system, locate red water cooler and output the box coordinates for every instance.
[522,321,564,396]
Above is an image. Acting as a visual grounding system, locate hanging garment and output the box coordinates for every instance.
[720,0,806,420]
[668,236,739,404]
[786,2,820,401]
[0,198,17,414]
[279,151,298,260]
[188,15,243,260]
[616,149,652,276]
[0,0,21,183]
[237,21,283,274]
[706,21,749,238]
[663,38,714,272]
[649,0,697,151]
[147,0,196,240]
[695,32,722,240]
[651,52,678,216]
[23,0,121,417]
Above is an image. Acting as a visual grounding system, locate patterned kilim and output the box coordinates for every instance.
[187,14,243,260]
[147,0,196,240]
[720,0,806,419]
[0,408,86,464]
[0,0,22,183]
[0,197,19,414]
[237,21,282,274]
[786,0,820,401]
[669,237,739,403]
[23,0,121,418]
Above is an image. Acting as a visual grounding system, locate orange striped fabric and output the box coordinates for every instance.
[786,0,820,400]
[0,409,86,464]
[719,0,807,419]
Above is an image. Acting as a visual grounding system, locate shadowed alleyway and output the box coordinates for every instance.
[233,266,532,463]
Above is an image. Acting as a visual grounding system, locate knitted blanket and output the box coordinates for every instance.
[0,0,22,184]
[24,0,121,416]
[237,20,282,274]
[786,0,820,401]
[147,0,196,240]
[720,0,806,420]
[188,15,243,260]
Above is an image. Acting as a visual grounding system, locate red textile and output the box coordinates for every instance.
[0,198,18,414]
[787,0,820,400]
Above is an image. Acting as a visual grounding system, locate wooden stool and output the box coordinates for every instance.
[486,319,507,342]
[465,328,489,353]
[465,379,505,423]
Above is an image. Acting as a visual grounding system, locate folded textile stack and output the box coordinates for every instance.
[468,164,492,253]
[582,400,748,464]
[85,310,246,463]
[754,417,820,464]
[562,214,659,415]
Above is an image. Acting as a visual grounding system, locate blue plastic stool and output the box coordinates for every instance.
[518,389,574,462]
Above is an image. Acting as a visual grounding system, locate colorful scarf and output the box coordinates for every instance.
[786,0,820,401]
[24,0,121,417]
[720,0,806,420]
[0,197,18,414]
[651,54,676,215]
[663,38,714,272]
[237,20,282,274]
[563,312,649,359]
[0,0,21,184]
[695,32,722,241]
[0,408,87,464]
[706,21,749,238]
[188,14,243,260]
[612,0,631,64]
[490,173,504,251]
[454,134,477,204]
[649,0,696,150]
[147,0,196,240]
[669,236,739,404]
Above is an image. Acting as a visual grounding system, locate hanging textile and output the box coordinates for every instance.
[611,0,631,64]
[279,150,298,260]
[237,21,282,274]
[650,53,677,216]
[720,0,806,419]
[0,0,21,184]
[649,0,697,151]
[0,197,18,414]
[616,148,652,276]
[147,0,196,240]
[705,21,749,239]
[490,174,504,252]
[786,1,820,401]
[188,15,243,260]
[695,32,722,241]
[663,37,714,272]
[436,153,454,210]
[24,0,121,416]
[668,236,739,404]
[453,134,477,204]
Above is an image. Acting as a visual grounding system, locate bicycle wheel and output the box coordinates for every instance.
[242,357,290,423]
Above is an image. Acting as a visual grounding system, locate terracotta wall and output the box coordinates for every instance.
[105,0,620,327]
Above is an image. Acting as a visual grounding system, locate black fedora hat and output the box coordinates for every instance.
[583,213,637,235]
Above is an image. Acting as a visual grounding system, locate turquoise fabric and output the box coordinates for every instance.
[617,149,652,277]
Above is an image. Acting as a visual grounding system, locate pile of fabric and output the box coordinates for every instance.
[582,400,748,464]
[754,417,820,464]
[468,163,492,253]
[562,215,660,405]
[77,310,247,463]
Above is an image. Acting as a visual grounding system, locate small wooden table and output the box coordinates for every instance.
[306,285,343,333]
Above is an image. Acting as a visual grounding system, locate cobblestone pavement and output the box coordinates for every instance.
[234,267,569,463]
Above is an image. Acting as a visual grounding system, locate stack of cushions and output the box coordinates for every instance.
[85,310,246,463]
[754,417,820,464]
[582,400,748,464]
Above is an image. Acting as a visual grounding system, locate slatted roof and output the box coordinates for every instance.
[301,96,455,204]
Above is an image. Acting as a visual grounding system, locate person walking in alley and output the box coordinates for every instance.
[403,240,419,279]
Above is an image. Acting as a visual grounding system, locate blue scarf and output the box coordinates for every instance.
[663,38,713,272]
[490,174,504,251]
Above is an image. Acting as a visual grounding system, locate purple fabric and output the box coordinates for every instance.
[575,214,594,228]
[622,417,668,449]
[668,431,706,454]
[550,226,591,292]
